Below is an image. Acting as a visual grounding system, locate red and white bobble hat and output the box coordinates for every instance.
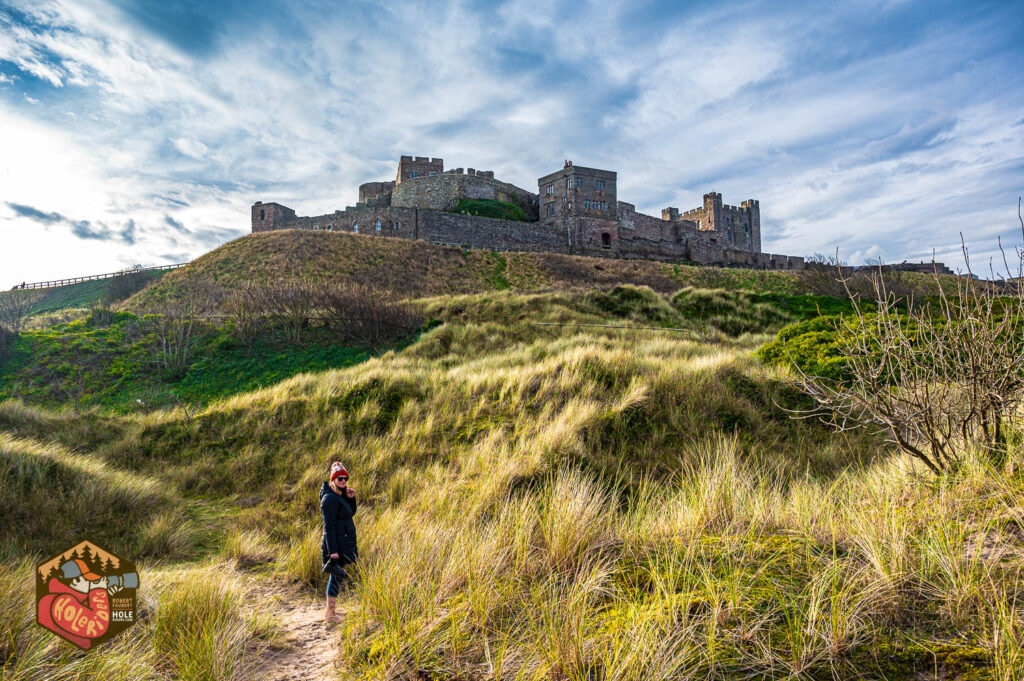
[330,461,349,482]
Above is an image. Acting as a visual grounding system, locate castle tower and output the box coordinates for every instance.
[537,161,618,254]
[702,192,723,232]
[741,199,761,253]
[251,201,297,232]
[396,156,444,183]
[537,161,617,225]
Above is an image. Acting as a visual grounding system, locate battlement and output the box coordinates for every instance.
[396,155,444,183]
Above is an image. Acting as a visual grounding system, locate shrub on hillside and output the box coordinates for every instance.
[320,284,424,347]
[757,315,855,382]
[226,280,423,348]
[0,290,41,336]
[149,282,222,376]
[777,219,1024,474]
[104,266,152,304]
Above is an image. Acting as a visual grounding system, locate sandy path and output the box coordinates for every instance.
[261,588,348,681]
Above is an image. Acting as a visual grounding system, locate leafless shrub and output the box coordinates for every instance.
[800,253,850,297]
[88,305,116,327]
[224,280,423,348]
[174,395,200,424]
[150,282,221,376]
[224,282,268,346]
[104,265,151,304]
[52,367,87,413]
[0,290,42,336]
[319,283,424,348]
[253,280,318,344]
[801,253,918,301]
[789,200,1024,474]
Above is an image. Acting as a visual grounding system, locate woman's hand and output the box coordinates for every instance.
[345,487,355,498]
[330,553,339,560]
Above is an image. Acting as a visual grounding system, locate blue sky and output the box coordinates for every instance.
[1,0,1022,285]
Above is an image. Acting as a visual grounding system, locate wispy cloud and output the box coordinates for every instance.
[0,0,1021,285]
[6,202,64,224]
[6,201,136,245]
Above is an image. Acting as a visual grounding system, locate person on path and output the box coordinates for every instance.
[320,461,357,623]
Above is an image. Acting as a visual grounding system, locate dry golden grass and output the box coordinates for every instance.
[2,286,1020,679]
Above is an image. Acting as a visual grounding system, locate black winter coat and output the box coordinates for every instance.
[320,481,358,562]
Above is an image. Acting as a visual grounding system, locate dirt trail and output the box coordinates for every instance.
[261,587,349,681]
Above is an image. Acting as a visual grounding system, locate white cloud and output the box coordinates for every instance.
[0,0,1021,287]
[172,136,209,159]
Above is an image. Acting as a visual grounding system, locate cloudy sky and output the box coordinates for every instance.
[1,0,1022,286]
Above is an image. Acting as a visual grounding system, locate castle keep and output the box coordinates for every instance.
[252,156,804,270]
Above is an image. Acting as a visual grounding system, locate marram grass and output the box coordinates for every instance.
[1,286,1022,679]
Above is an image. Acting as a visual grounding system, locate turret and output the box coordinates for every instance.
[251,201,297,233]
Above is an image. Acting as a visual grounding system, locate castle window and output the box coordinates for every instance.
[260,208,265,220]
[375,219,381,231]
[596,180,605,190]
[353,222,359,233]
[584,200,590,209]
[565,178,571,189]
[546,204,555,217]
[410,171,418,179]
[601,201,606,211]
[575,177,582,187]
[546,185,553,195]
[601,232,611,248]
[429,171,437,176]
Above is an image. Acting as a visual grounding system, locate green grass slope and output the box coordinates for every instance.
[1,269,168,314]
[0,286,850,413]
[2,286,1018,679]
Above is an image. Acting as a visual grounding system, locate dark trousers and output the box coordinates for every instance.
[325,554,354,597]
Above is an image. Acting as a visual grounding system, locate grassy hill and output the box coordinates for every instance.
[0,234,1013,680]
[124,230,814,313]
[1,269,168,314]
[3,283,1019,679]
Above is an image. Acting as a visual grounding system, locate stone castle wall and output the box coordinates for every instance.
[259,203,802,270]
[252,156,803,271]
[278,205,564,253]
[390,173,539,220]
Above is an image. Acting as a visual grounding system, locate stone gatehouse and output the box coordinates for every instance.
[251,156,804,270]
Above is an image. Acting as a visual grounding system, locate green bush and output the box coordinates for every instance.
[449,198,529,222]
[757,315,852,381]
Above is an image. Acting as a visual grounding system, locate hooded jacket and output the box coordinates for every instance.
[320,481,358,562]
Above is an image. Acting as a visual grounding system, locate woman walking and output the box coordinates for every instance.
[320,461,357,622]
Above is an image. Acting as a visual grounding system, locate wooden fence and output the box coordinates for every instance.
[10,263,188,291]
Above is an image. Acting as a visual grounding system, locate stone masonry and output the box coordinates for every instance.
[252,156,804,270]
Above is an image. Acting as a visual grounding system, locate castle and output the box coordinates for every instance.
[252,156,805,270]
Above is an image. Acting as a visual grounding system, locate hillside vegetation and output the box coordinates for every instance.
[124,231,822,312]
[0,269,168,314]
[2,273,1021,680]
[449,198,530,222]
